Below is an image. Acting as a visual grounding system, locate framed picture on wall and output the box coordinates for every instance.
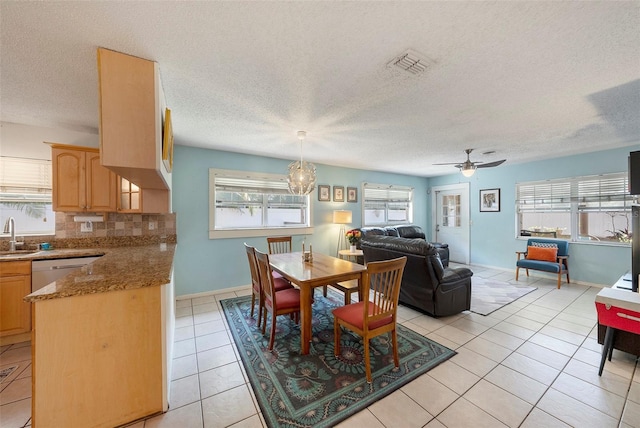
[333,186,345,202]
[347,187,358,202]
[480,188,500,212]
[318,185,330,201]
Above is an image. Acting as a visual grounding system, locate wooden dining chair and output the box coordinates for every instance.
[255,249,302,350]
[267,236,292,254]
[244,243,293,328]
[333,256,407,382]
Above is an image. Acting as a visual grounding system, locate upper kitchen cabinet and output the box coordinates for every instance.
[51,144,117,213]
[97,48,172,193]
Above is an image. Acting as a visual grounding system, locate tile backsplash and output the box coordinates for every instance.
[55,212,176,239]
[0,212,176,251]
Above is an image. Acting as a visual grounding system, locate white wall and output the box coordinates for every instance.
[1,121,99,159]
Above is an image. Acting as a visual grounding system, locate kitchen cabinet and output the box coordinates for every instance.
[0,261,31,337]
[32,276,174,427]
[118,176,169,214]
[98,47,171,192]
[51,144,117,212]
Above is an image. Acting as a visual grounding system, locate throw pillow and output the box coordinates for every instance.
[526,246,558,262]
[530,242,559,249]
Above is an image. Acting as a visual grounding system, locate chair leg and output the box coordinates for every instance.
[391,329,399,367]
[334,319,341,356]
[515,267,520,281]
[268,314,277,350]
[566,271,570,284]
[608,329,616,362]
[250,293,256,318]
[557,272,562,289]
[364,338,372,383]
[261,309,267,335]
[525,268,529,277]
[599,326,615,376]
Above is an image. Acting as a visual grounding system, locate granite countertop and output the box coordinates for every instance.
[0,248,107,262]
[19,244,176,303]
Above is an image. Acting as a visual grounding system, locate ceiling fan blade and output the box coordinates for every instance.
[432,162,463,165]
[476,159,506,168]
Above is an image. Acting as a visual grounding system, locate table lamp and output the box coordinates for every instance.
[333,210,353,256]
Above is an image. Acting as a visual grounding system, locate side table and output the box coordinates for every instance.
[338,249,363,262]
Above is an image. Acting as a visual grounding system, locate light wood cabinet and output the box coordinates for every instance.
[32,282,173,427]
[117,176,169,214]
[51,144,117,212]
[0,261,32,337]
[98,47,170,191]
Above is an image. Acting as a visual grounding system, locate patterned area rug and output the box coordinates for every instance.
[471,277,537,315]
[221,293,456,428]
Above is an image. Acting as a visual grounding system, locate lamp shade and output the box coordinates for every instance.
[333,210,352,224]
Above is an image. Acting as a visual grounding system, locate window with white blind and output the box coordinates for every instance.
[209,169,313,239]
[362,183,413,226]
[516,172,635,244]
[0,156,55,235]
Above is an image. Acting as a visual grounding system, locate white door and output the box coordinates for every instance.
[432,183,470,264]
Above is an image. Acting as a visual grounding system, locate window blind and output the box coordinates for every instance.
[0,156,52,202]
[516,172,632,213]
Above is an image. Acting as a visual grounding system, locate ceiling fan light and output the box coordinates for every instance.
[461,164,476,177]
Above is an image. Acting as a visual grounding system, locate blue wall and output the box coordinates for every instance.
[428,145,639,285]
[172,145,429,296]
[173,144,638,296]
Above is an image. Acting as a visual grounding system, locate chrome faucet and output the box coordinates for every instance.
[3,217,16,251]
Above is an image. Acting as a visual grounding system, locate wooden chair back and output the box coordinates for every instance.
[267,236,292,254]
[244,243,261,297]
[255,249,277,312]
[363,256,407,329]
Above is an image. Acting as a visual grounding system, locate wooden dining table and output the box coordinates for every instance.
[268,251,367,354]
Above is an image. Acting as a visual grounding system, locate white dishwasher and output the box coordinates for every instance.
[31,256,102,292]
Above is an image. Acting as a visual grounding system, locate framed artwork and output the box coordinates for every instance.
[162,108,174,172]
[333,186,345,202]
[480,188,500,212]
[318,185,330,201]
[347,187,358,203]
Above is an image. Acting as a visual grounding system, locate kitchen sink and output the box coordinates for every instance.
[0,250,40,257]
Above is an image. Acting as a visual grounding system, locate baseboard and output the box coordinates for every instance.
[176,284,251,301]
[0,332,31,346]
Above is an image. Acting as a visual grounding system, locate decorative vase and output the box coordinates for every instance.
[350,245,357,253]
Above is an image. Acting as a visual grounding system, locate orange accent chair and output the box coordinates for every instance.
[333,256,407,382]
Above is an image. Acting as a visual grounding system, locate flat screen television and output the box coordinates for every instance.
[633,205,639,292]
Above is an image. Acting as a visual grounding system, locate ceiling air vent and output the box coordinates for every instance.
[388,49,433,75]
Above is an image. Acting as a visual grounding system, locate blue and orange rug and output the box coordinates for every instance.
[221,292,455,428]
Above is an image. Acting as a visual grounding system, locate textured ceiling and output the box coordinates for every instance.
[1,1,639,177]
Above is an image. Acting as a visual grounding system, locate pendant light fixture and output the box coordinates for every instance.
[287,131,317,195]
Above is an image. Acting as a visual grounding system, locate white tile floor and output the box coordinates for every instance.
[2,265,640,428]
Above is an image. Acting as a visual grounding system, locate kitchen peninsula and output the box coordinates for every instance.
[22,243,176,428]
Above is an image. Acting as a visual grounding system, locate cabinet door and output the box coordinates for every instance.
[52,148,85,211]
[0,275,32,337]
[87,152,117,212]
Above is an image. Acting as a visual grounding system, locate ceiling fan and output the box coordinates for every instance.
[434,149,506,177]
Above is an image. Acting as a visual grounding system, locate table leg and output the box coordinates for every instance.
[300,285,312,354]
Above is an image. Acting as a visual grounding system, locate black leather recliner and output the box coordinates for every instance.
[360,235,472,317]
[359,225,450,267]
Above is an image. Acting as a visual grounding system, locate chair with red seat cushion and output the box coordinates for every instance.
[244,243,292,328]
[333,256,407,382]
[255,249,302,350]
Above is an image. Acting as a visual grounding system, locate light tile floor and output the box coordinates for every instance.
[2,265,640,428]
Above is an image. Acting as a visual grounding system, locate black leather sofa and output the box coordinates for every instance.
[359,225,450,267]
[360,234,473,317]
